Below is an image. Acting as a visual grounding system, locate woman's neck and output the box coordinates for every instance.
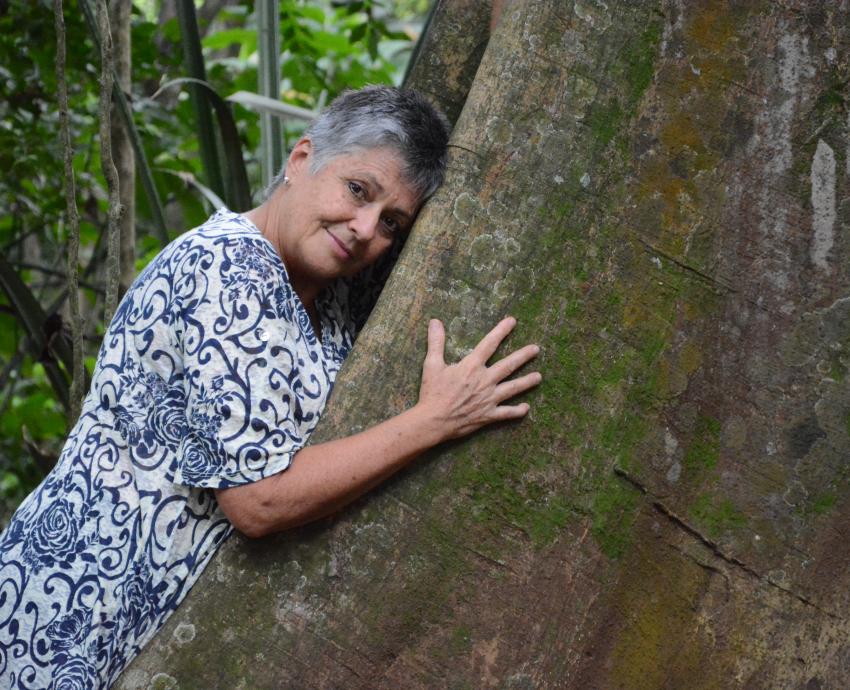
[245,201,325,310]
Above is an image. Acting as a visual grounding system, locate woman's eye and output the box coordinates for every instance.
[347,181,366,199]
[381,216,400,234]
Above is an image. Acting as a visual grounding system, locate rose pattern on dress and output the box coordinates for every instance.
[48,656,98,690]
[20,498,94,574]
[46,610,91,651]
[115,561,160,638]
[112,405,142,446]
[0,209,379,688]
[179,428,229,485]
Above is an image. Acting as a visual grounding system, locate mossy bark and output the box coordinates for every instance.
[119,1,850,688]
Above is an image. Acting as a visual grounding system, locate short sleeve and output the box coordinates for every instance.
[171,223,322,489]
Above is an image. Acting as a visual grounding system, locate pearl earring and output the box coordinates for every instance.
[283,175,290,186]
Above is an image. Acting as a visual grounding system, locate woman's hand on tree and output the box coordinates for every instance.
[218,316,541,537]
[415,317,542,443]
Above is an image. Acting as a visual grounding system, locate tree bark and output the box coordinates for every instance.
[118,1,850,688]
[403,0,493,125]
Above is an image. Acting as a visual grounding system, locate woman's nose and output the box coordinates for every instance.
[350,204,381,241]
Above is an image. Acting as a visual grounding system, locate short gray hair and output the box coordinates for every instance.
[268,85,450,201]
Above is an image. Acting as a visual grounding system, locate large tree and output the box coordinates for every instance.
[119,1,850,687]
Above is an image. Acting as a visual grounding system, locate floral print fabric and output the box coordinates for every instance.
[0,210,359,688]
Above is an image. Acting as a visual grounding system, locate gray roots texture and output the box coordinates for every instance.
[267,85,450,201]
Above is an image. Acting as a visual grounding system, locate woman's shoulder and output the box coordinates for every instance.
[124,209,285,306]
[148,209,281,274]
[177,208,265,250]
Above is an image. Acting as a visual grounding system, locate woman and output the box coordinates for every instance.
[0,86,541,688]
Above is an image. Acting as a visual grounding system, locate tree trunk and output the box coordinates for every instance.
[110,0,134,294]
[403,0,493,126]
[118,1,850,688]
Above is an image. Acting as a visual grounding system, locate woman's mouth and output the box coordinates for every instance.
[325,228,353,259]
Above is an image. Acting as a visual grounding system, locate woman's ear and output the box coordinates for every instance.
[287,138,313,180]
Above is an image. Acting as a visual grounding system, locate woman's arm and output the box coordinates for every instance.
[215,317,541,538]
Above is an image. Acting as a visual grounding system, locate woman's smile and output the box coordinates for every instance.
[325,227,354,260]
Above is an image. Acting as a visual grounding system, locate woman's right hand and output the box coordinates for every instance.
[415,317,542,443]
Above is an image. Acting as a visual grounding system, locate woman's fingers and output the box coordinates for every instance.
[424,318,447,369]
[488,343,540,381]
[469,316,517,364]
[494,371,542,403]
[488,402,531,422]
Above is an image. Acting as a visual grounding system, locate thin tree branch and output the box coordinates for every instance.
[8,262,103,294]
[56,0,86,425]
[96,0,123,325]
[0,349,26,421]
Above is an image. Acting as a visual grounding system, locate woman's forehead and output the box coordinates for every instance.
[321,145,404,174]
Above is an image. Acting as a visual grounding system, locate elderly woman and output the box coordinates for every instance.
[0,86,541,687]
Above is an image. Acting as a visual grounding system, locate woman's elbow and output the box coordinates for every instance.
[232,514,272,539]
[215,486,304,538]
[219,503,269,538]
[215,488,275,538]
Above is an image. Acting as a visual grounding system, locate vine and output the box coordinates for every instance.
[53,0,84,425]
[96,0,123,324]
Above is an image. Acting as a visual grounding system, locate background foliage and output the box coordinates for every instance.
[0,0,428,522]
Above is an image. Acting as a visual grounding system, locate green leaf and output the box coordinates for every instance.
[367,26,380,60]
[0,254,70,409]
[160,16,180,43]
[298,6,326,24]
[335,1,366,14]
[227,91,317,122]
[175,0,226,201]
[154,78,252,211]
[202,28,257,52]
[310,30,351,53]
[0,472,21,494]
[350,22,367,43]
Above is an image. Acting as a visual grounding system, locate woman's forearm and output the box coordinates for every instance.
[215,404,445,537]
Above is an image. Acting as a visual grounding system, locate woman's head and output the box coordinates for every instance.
[270,86,450,203]
[255,87,449,298]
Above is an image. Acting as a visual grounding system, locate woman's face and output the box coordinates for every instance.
[277,140,420,287]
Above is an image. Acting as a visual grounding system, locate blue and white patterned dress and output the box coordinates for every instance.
[0,209,383,688]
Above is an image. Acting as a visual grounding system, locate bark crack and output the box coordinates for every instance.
[613,466,842,620]
[665,541,732,602]
[634,237,736,294]
[305,627,367,679]
[633,235,783,317]
[446,143,486,159]
[443,532,515,573]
